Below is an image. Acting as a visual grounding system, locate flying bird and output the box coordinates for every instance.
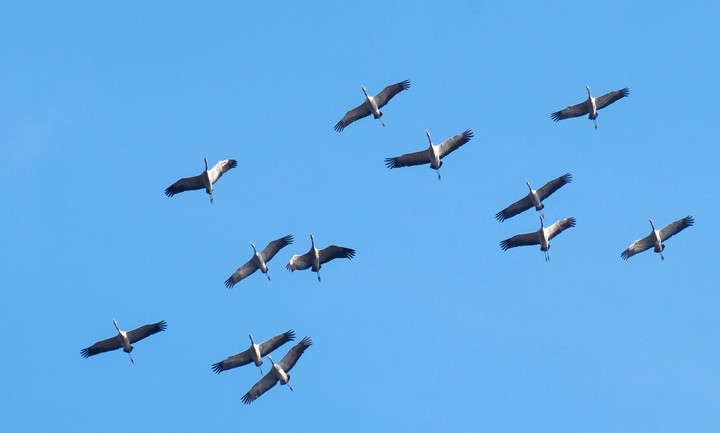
[496,173,572,222]
[165,158,237,203]
[241,336,313,405]
[212,330,296,375]
[286,234,355,282]
[334,80,410,131]
[551,85,629,129]
[224,235,294,288]
[385,129,473,180]
[500,214,576,261]
[80,319,166,364]
[621,216,694,261]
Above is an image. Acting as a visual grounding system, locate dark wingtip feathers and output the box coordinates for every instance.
[684,215,695,227]
[164,186,176,197]
[299,336,313,347]
[285,330,296,341]
[561,173,572,183]
[620,250,630,261]
[550,111,562,122]
[157,320,168,332]
[567,217,577,228]
[499,240,511,251]
[80,348,90,358]
[224,277,235,289]
[462,129,474,140]
[333,121,345,132]
[345,248,356,259]
[619,87,630,98]
[495,211,507,222]
[384,157,398,169]
[211,362,224,374]
[399,79,411,90]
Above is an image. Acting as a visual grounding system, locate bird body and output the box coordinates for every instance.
[286,234,355,282]
[334,80,410,131]
[500,214,576,261]
[212,330,296,375]
[551,85,629,129]
[385,129,473,180]
[496,173,572,222]
[81,319,167,364]
[621,216,694,260]
[241,336,313,404]
[165,158,237,203]
[224,235,294,288]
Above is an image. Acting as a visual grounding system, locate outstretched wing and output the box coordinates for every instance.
[80,335,123,358]
[621,233,655,260]
[286,249,314,271]
[334,104,372,132]
[495,195,534,222]
[258,330,296,357]
[224,259,259,288]
[277,336,313,372]
[373,79,411,108]
[127,321,167,344]
[546,217,576,241]
[536,173,572,201]
[165,174,204,197]
[551,100,589,121]
[437,129,473,159]
[659,215,694,242]
[260,235,294,262]
[595,87,629,110]
[211,348,254,374]
[385,149,430,169]
[208,159,238,184]
[241,372,279,404]
[500,231,540,250]
[318,246,355,265]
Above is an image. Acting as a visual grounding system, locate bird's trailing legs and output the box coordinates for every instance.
[127,352,135,364]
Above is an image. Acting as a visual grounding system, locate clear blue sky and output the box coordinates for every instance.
[2,1,719,432]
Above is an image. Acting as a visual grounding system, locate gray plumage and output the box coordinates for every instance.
[621,216,694,260]
[334,80,410,131]
[212,330,296,374]
[500,214,576,261]
[286,234,355,282]
[551,85,629,129]
[165,158,237,203]
[496,173,572,222]
[81,320,166,363]
[224,235,294,288]
[385,129,473,180]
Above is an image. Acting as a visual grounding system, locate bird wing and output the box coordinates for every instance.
[241,371,280,404]
[499,231,540,250]
[285,249,314,271]
[536,173,572,201]
[372,79,411,108]
[334,103,372,132]
[496,195,534,222]
[258,330,296,357]
[260,235,294,262]
[594,87,630,110]
[277,336,313,372]
[318,246,355,265]
[126,320,167,344]
[546,217,576,240]
[211,348,254,373]
[551,100,589,121]
[659,215,694,242]
[80,335,123,358]
[621,233,655,260]
[224,259,259,288]
[385,149,431,169]
[207,159,238,184]
[164,174,205,197]
[437,129,473,159]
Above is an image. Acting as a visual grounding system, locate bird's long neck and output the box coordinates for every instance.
[426,130,433,147]
[539,214,545,229]
[525,181,533,192]
[586,85,592,99]
[649,219,656,231]
[113,319,120,333]
[204,158,209,171]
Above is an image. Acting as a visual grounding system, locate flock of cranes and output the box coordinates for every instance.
[80,79,695,405]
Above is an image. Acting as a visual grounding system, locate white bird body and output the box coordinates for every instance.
[385,129,474,180]
[224,235,294,288]
[334,80,410,131]
[241,337,313,404]
[286,234,355,282]
[496,174,572,222]
[165,158,238,203]
[551,85,629,129]
[212,330,296,375]
[500,214,576,261]
[81,319,167,364]
[621,216,694,261]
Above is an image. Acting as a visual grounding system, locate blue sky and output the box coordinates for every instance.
[2,1,719,432]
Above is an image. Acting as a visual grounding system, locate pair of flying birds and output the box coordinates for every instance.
[224,233,355,286]
[212,330,312,404]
